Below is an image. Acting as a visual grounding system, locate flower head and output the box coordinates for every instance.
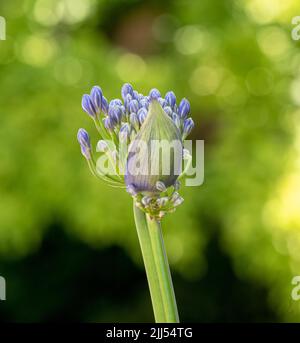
[77,83,195,219]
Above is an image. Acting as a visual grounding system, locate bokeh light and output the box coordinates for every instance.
[116,53,146,82]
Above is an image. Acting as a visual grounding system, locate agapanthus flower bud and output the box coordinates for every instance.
[101,96,109,114]
[104,117,114,131]
[96,139,109,152]
[119,123,131,142]
[178,98,190,119]
[121,83,134,100]
[124,94,132,110]
[91,86,103,111]
[172,113,181,129]
[141,196,152,206]
[82,94,97,118]
[129,100,139,113]
[149,88,161,100]
[165,91,176,108]
[158,98,167,108]
[156,197,169,207]
[130,112,139,131]
[171,191,180,202]
[109,106,122,125]
[183,118,194,138]
[164,106,173,116]
[77,128,91,159]
[132,90,140,100]
[156,181,167,192]
[125,99,182,193]
[140,98,149,109]
[110,99,123,107]
[137,108,147,125]
[173,196,184,207]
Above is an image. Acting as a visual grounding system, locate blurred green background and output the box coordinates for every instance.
[0,0,300,322]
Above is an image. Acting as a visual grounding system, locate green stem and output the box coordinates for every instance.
[133,202,179,323]
[146,215,179,323]
[94,118,110,140]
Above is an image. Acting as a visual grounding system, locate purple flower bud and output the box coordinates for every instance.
[172,113,181,128]
[119,123,131,141]
[165,91,176,108]
[119,105,126,118]
[183,118,194,137]
[132,90,140,100]
[82,94,97,118]
[104,117,114,131]
[124,94,132,110]
[121,83,134,100]
[129,100,139,113]
[109,98,123,107]
[149,88,161,100]
[109,106,122,125]
[101,96,109,114]
[130,112,139,130]
[137,108,147,125]
[139,98,149,109]
[164,106,173,116]
[77,128,91,159]
[178,98,190,119]
[91,86,102,111]
[158,97,167,108]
